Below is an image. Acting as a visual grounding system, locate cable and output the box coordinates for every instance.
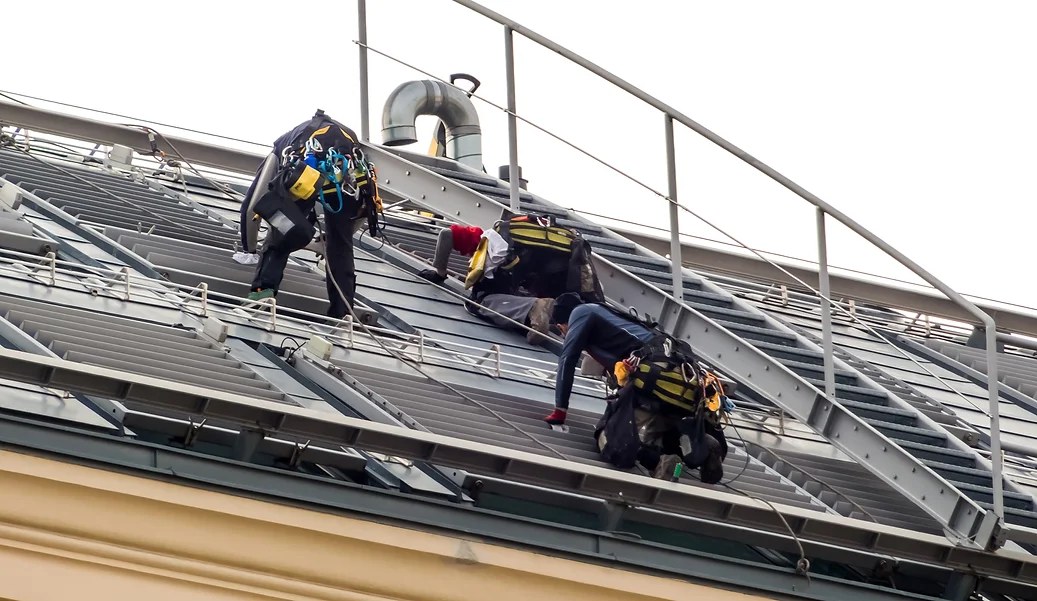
[0,89,269,149]
[131,125,246,202]
[720,420,751,486]
[319,218,568,460]
[721,480,811,580]
[0,141,228,242]
[0,93,96,157]
[281,336,303,362]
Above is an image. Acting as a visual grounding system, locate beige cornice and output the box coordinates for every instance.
[0,450,770,601]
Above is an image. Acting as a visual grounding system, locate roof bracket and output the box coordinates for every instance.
[288,439,311,468]
[182,417,207,448]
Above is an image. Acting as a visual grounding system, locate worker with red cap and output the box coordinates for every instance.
[418,224,484,284]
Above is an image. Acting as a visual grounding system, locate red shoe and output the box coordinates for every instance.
[543,409,567,425]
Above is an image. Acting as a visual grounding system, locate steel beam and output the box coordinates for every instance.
[0,100,262,174]
[0,342,1029,582]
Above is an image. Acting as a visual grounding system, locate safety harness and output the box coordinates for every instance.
[275,113,384,236]
[606,306,735,425]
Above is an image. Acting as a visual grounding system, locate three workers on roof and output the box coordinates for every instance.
[239,113,726,484]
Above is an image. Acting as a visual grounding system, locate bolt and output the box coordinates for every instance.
[893,474,898,480]
[385,179,390,184]
[922,495,926,500]
[421,194,426,199]
[865,453,870,459]
[441,186,446,191]
[405,170,410,175]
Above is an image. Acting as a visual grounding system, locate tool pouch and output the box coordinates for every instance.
[253,190,315,251]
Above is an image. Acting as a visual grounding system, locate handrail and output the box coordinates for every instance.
[354,0,1006,521]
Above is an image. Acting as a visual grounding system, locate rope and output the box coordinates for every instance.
[721,481,812,581]
[131,125,246,202]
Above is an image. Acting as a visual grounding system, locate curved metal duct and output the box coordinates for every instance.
[381,80,482,170]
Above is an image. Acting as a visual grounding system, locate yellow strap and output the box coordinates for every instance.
[465,238,489,289]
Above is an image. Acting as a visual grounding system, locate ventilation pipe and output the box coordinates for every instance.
[381,80,482,170]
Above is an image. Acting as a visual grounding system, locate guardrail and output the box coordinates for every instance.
[353,0,1007,520]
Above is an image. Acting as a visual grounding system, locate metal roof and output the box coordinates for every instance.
[0,108,1034,601]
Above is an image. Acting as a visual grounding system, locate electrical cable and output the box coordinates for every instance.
[721,480,812,579]
[319,218,568,460]
[0,140,230,242]
[280,336,303,362]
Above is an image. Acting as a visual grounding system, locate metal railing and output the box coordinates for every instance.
[354,0,1007,519]
[0,243,616,397]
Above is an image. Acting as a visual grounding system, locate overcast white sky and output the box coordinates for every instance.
[3,1,1035,311]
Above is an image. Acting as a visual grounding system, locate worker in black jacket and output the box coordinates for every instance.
[238,111,380,319]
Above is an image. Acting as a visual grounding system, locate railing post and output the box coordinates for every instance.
[122,266,131,301]
[45,251,56,286]
[503,26,522,214]
[986,325,1005,520]
[357,0,371,142]
[199,282,208,316]
[664,115,683,301]
[815,208,836,400]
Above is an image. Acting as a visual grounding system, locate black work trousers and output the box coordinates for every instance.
[250,194,360,319]
[323,206,360,320]
[251,194,316,293]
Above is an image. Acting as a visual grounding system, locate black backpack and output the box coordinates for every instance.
[469,213,605,302]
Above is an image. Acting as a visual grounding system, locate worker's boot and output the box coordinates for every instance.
[247,288,275,303]
[651,454,683,481]
[418,268,446,285]
[526,297,555,344]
